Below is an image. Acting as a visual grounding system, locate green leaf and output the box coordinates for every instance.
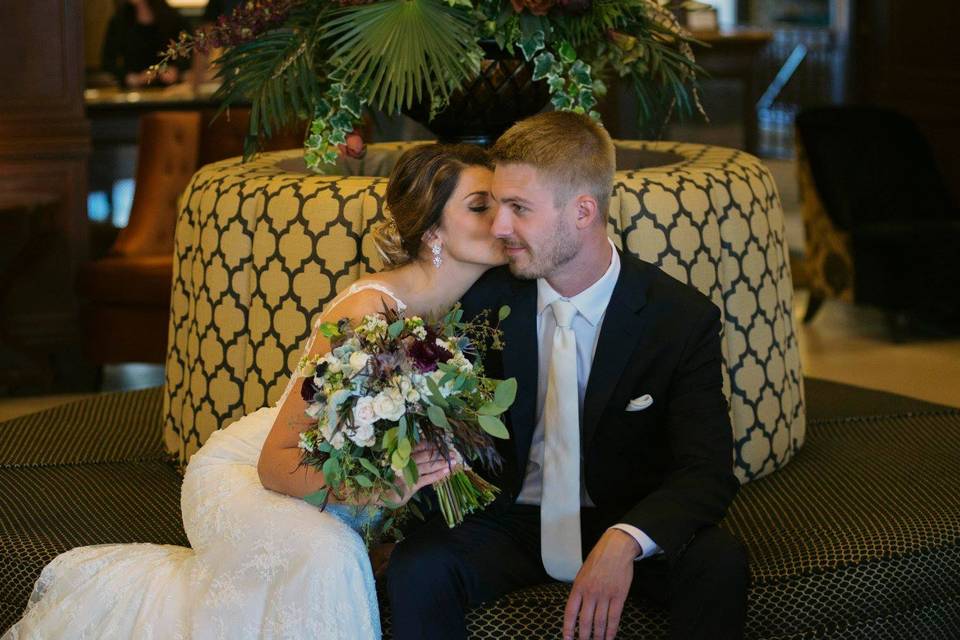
[391,449,407,471]
[323,0,482,113]
[353,474,374,488]
[478,414,509,439]
[397,437,412,458]
[578,88,597,111]
[427,404,450,428]
[551,93,573,110]
[319,322,341,338]
[519,28,547,62]
[340,90,363,118]
[322,456,340,483]
[388,318,405,339]
[558,40,577,64]
[494,377,517,408]
[382,426,399,450]
[403,460,417,487]
[398,415,408,441]
[358,457,382,477]
[304,487,328,507]
[478,402,506,416]
[426,377,449,408]
[570,60,592,87]
[498,305,511,321]
[531,52,557,82]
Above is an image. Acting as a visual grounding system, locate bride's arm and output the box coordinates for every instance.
[257,291,453,502]
[257,290,388,498]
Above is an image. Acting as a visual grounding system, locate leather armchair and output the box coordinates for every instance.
[77,109,305,367]
[796,106,960,328]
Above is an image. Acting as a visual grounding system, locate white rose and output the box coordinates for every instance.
[349,351,371,373]
[372,388,405,422]
[323,352,342,373]
[352,395,378,427]
[349,421,376,447]
[398,376,420,403]
[330,432,346,450]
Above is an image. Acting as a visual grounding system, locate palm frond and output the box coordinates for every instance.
[321,0,483,113]
[211,3,327,156]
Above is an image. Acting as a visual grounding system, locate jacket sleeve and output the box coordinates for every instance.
[619,302,739,559]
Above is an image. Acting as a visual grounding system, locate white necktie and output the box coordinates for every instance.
[540,299,582,582]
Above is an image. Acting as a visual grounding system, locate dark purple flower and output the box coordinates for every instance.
[300,376,320,401]
[408,332,453,373]
[299,361,327,401]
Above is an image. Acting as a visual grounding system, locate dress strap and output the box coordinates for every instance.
[316,281,407,327]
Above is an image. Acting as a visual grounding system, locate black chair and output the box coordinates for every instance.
[795,106,960,328]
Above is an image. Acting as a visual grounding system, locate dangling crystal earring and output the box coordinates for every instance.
[431,242,443,269]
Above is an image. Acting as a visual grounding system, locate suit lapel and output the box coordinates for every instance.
[500,277,539,469]
[582,254,652,449]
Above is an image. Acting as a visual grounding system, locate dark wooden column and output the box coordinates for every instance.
[0,2,91,391]
[849,0,960,204]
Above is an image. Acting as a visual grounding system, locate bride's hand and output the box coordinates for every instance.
[385,441,453,506]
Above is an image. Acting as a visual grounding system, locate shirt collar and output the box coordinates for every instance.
[537,238,620,327]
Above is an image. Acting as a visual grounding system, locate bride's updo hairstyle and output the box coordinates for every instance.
[373,143,492,268]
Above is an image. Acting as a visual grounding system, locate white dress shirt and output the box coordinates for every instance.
[516,239,662,560]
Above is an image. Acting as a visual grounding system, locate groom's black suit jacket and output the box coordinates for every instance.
[460,251,739,560]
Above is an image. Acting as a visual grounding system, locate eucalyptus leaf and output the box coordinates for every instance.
[353,474,374,488]
[478,414,509,439]
[427,404,450,428]
[478,402,506,416]
[498,305,511,321]
[494,377,517,408]
[388,318,405,339]
[358,457,382,477]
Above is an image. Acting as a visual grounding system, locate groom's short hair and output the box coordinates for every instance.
[491,111,616,220]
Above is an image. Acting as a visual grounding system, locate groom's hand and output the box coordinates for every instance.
[563,529,639,640]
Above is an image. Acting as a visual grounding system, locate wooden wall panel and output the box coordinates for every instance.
[0,1,91,392]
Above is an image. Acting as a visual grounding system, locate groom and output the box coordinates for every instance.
[386,111,748,639]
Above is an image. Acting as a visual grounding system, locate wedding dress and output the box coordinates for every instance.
[4,282,407,640]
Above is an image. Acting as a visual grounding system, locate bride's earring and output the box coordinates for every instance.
[431,241,443,269]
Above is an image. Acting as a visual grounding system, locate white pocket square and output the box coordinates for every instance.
[626,394,653,412]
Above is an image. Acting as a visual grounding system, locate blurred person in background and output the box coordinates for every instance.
[101,0,190,89]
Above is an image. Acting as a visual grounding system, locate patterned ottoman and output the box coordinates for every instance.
[163,142,804,483]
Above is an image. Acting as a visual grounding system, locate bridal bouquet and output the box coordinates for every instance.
[297,304,514,536]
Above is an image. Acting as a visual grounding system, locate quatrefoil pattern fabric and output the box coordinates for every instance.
[164,142,805,482]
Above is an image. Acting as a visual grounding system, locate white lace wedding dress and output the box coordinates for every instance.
[4,283,406,640]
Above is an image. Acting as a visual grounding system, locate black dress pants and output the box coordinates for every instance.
[386,503,748,640]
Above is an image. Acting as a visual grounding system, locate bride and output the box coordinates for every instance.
[4,143,506,640]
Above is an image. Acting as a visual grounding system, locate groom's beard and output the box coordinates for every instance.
[504,217,579,280]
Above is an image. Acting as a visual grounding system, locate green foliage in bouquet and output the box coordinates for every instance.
[154,0,704,170]
[295,303,514,541]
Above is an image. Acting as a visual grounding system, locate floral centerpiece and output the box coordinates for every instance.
[156,0,704,170]
[296,303,514,541]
